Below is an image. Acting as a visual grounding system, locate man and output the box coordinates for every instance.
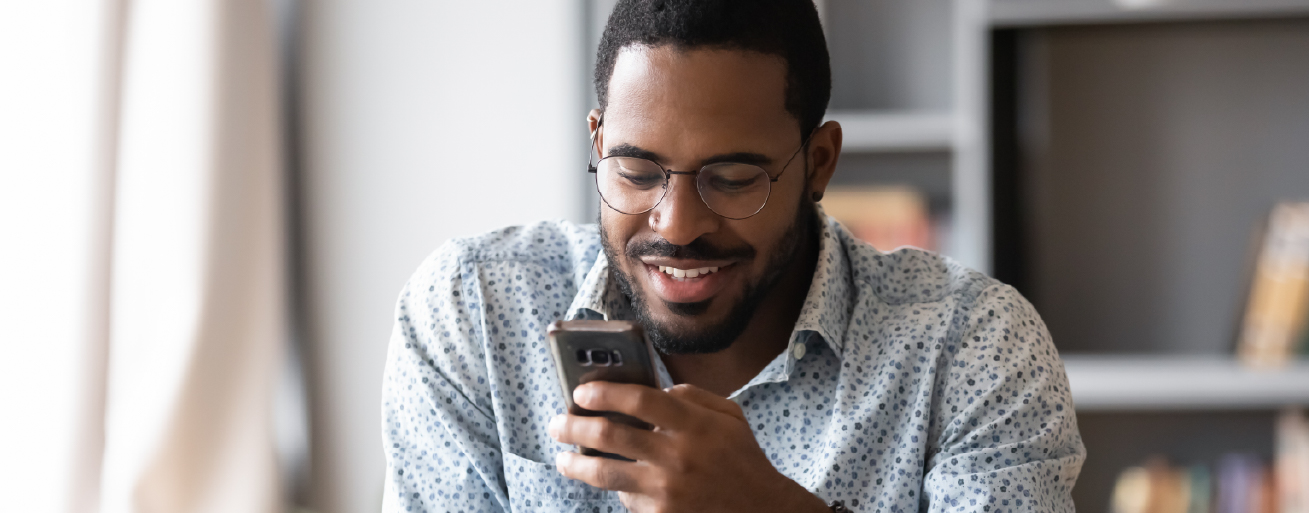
[381,1,1084,511]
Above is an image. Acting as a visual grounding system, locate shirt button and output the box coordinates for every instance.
[792,343,806,360]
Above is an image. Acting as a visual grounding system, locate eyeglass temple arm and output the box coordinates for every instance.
[769,129,817,182]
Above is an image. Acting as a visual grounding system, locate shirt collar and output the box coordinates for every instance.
[791,206,854,358]
[566,205,855,359]
[564,249,629,322]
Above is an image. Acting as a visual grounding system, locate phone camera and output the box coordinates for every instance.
[577,348,623,367]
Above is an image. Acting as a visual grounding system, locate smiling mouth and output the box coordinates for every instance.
[656,265,721,280]
[640,261,734,304]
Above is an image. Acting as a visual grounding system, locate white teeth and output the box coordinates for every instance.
[657,265,723,279]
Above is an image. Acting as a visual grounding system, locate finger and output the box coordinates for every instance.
[554,451,649,493]
[665,383,747,421]
[574,382,690,429]
[618,491,659,513]
[548,413,661,461]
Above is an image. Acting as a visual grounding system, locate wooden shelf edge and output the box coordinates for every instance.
[989,0,1309,27]
[1062,354,1309,411]
[825,111,955,153]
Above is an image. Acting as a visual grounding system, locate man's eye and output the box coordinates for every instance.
[708,172,764,192]
[618,171,663,189]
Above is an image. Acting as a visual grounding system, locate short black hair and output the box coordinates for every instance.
[594,0,831,140]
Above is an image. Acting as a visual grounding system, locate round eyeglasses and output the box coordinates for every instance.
[586,113,811,220]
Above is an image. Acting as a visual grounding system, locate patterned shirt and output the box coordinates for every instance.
[380,212,1085,512]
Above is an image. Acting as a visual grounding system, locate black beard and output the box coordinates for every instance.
[600,200,817,355]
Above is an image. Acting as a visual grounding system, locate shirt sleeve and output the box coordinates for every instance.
[923,283,1086,512]
[381,243,507,513]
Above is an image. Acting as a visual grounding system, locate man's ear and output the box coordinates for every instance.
[587,108,603,136]
[805,120,842,201]
[587,109,604,157]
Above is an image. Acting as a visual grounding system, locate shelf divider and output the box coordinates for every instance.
[989,0,1309,27]
[825,111,955,153]
[1062,354,1309,411]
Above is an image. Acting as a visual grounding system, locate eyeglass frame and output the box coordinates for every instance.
[586,111,814,220]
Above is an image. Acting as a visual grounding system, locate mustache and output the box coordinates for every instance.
[625,236,755,261]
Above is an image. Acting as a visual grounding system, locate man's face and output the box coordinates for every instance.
[596,46,814,354]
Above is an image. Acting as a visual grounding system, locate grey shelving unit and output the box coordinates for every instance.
[824,0,1309,508]
[983,0,1309,509]
[818,0,992,272]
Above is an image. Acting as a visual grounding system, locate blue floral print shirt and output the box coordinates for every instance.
[381,212,1084,512]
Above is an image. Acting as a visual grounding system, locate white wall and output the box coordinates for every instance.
[298,3,587,511]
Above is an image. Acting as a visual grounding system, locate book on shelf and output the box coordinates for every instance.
[1109,408,1309,513]
[1278,410,1309,513]
[1111,457,1203,513]
[1237,202,1309,368]
[818,186,936,252]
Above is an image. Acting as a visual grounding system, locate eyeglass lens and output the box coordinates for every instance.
[594,157,772,220]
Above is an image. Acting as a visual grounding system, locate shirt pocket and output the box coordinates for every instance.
[502,451,625,512]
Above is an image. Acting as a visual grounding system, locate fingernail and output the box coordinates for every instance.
[548,415,565,438]
[555,451,572,471]
[573,384,592,406]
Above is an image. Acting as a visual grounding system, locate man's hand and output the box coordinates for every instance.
[547,382,830,513]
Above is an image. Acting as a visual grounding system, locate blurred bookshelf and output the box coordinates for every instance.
[815,0,991,270]
[985,0,1309,510]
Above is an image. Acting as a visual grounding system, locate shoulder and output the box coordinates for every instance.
[408,219,603,290]
[833,219,998,310]
[388,219,603,377]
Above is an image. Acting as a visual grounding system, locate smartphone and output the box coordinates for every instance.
[547,320,660,460]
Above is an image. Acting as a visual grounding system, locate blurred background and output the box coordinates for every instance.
[1,1,1308,512]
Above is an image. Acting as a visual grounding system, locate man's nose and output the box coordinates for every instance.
[649,175,718,246]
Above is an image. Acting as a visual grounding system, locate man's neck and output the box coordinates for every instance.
[661,222,821,397]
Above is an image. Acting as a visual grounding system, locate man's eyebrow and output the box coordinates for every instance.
[605,143,662,162]
[605,144,774,168]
